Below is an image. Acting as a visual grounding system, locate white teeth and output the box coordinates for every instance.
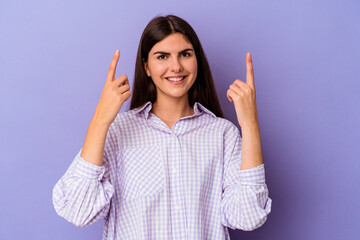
[167,76,185,82]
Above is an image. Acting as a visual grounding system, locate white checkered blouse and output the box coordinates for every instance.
[52,101,272,239]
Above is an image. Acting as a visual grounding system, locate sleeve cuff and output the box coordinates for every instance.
[72,149,106,180]
[238,163,266,185]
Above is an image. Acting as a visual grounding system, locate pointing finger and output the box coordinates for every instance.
[107,50,120,82]
[246,52,255,89]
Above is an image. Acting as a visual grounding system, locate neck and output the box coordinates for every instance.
[151,95,194,122]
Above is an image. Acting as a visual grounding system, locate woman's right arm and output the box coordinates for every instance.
[52,50,131,227]
[81,49,131,166]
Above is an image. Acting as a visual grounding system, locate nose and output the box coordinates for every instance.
[169,57,183,73]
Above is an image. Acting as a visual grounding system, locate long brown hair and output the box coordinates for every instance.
[129,15,223,118]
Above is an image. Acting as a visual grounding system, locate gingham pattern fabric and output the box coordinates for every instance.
[52,101,272,240]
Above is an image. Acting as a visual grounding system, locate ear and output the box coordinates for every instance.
[142,58,151,77]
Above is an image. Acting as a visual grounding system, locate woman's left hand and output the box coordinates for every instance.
[226,53,259,129]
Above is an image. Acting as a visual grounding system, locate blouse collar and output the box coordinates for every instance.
[131,101,216,119]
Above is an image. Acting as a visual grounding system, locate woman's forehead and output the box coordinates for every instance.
[150,33,193,53]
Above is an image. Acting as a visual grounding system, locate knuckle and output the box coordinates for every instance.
[104,83,112,91]
[117,92,124,99]
[109,83,117,90]
[122,85,129,91]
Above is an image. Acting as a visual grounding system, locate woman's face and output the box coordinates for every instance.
[144,32,197,103]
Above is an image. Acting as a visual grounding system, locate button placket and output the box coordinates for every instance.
[168,130,187,238]
[171,134,179,176]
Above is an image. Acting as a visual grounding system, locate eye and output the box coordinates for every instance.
[157,55,167,60]
[181,52,191,57]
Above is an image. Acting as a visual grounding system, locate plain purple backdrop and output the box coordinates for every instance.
[1,0,359,239]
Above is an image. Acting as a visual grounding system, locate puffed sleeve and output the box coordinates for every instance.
[52,125,118,227]
[220,124,272,231]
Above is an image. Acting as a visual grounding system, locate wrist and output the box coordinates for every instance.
[239,121,260,131]
[90,116,111,131]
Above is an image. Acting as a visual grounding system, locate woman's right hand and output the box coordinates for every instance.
[92,50,132,126]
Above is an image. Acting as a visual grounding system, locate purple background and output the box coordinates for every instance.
[1,0,359,239]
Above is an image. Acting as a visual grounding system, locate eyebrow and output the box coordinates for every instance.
[153,48,194,55]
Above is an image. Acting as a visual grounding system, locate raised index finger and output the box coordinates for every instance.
[246,52,255,89]
[107,49,120,82]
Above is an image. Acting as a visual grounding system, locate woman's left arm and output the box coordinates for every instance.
[221,53,271,231]
[227,52,263,170]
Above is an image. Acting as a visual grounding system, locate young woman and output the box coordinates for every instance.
[53,15,272,239]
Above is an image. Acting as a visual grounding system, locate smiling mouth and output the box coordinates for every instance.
[166,76,186,82]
